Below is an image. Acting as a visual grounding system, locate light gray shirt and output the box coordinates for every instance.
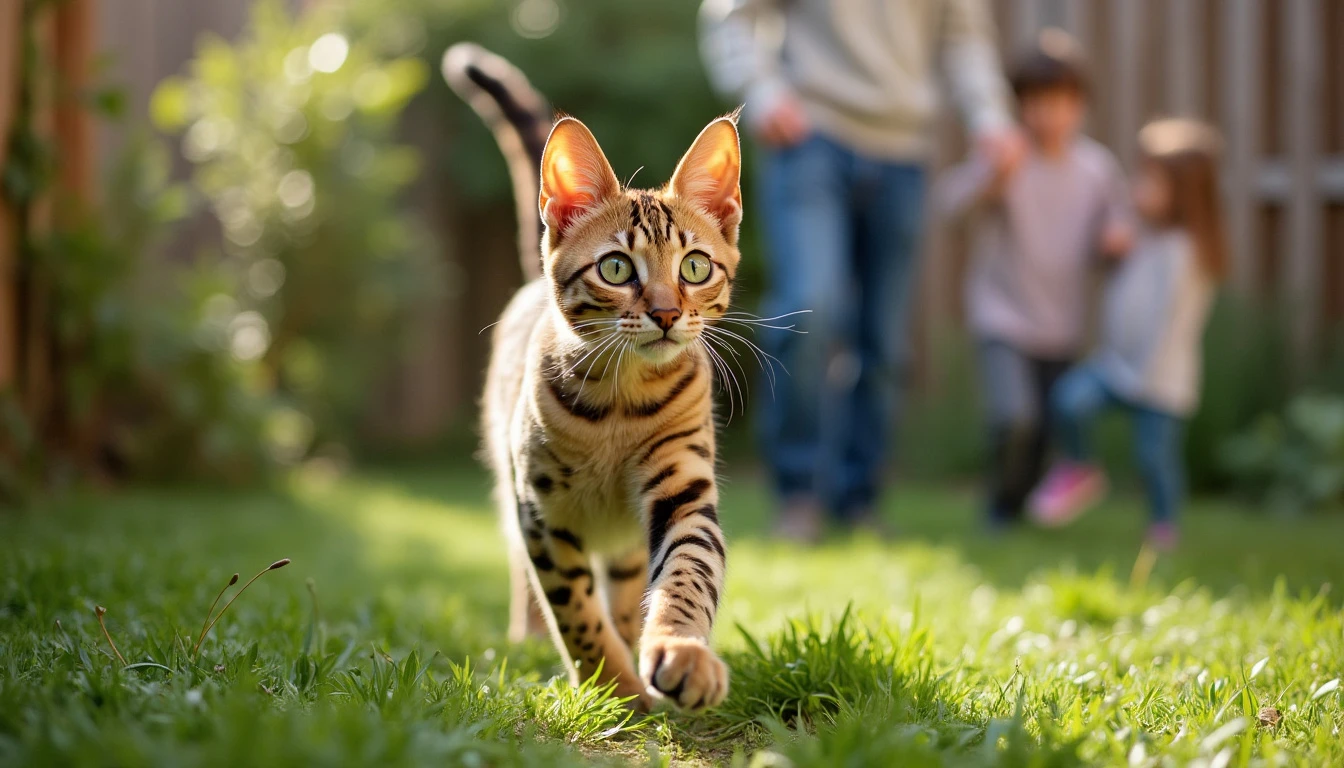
[939,137,1131,358]
[1093,229,1215,416]
[699,0,1012,159]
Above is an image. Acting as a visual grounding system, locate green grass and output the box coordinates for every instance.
[2,459,1342,766]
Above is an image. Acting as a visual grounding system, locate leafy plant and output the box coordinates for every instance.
[1220,393,1344,514]
[151,0,436,451]
[0,0,284,490]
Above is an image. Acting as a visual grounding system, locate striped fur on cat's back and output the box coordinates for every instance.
[445,44,740,711]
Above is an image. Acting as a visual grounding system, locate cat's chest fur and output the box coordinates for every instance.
[516,386,693,554]
[533,458,642,554]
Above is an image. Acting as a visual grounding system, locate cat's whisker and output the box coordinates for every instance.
[695,339,725,422]
[710,317,805,333]
[701,325,785,397]
[699,333,747,414]
[711,338,747,417]
[591,336,630,399]
[703,324,787,376]
[608,339,631,396]
[547,330,617,378]
[567,332,625,388]
[720,309,813,323]
[568,319,621,338]
[703,333,751,398]
[698,337,740,423]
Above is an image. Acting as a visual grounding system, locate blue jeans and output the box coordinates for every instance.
[1051,365,1185,523]
[755,134,926,517]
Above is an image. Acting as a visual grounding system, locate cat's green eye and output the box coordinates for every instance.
[680,252,712,284]
[598,253,635,285]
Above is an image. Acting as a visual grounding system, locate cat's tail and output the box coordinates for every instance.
[443,43,552,281]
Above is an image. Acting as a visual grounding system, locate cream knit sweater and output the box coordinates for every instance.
[699,0,1012,159]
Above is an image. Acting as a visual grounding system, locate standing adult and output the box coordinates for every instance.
[700,0,1018,540]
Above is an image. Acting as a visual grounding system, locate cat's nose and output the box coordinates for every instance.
[648,308,681,332]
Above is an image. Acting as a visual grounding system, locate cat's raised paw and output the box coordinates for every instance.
[639,636,729,710]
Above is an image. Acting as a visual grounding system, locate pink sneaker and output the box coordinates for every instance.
[1028,464,1108,527]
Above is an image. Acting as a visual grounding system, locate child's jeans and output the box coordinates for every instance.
[1051,364,1185,523]
[977,340,1074,523]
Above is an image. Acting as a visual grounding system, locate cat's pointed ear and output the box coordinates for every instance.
[539,117,621,237]
[668,115,743,245]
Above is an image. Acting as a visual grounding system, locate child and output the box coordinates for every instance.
[1029,118,1227,549]
[938,29,1131,528]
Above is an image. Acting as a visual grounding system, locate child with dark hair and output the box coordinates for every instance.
[1030,119,1227,550]
[939,29,1132,528]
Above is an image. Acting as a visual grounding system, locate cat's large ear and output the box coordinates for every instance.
[668,115,742,245]
[539,117,621,238]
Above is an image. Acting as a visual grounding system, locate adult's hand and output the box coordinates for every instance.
[978,126,1027,179]
[753,91,811,148]
[974,125,1026,200]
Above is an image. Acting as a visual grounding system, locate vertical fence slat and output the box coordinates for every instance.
[1015,0,1045,48]
[1166,0,1205,116]
[1283,0,1323,364]
[1061,0,1092,42]
[1110,0,1143,166]
[0,0,21,394]
[1223,0,1262,291]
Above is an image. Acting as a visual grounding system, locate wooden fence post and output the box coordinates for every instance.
[56,0,96,212]
[1165,0,1206,117]
[0,0,21,396]
[1223,0,1263,293]
[1282,0,1323,368]
[1109,0,1142,168]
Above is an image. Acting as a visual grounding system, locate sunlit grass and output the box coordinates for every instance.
[1,460,1341,766]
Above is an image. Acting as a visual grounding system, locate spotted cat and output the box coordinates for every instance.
[445,44,741,711]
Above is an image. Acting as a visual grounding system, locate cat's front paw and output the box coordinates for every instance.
[639,635,729,710]
[611,675,656,713]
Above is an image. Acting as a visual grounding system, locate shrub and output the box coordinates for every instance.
[151,0,436,452]
[1220,394,1344,515]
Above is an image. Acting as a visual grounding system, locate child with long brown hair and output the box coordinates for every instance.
[1028,118,1227,549]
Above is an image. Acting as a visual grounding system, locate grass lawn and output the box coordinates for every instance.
[2,458,1342,766]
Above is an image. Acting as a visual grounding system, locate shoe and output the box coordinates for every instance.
[773,496,825,544]
[1028,463,1107,528]
[1145,521,1179,551]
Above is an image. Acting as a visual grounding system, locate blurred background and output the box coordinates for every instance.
[1,0,1341,513]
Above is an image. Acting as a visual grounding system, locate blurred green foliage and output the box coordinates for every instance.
[1221,394,1344,515]
[37,138,281,481]
[2,0,442,496]
[0,1,274,495]
[152,0,436,453]
[1184,295,1295,489]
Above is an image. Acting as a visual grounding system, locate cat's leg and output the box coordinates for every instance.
[506,547,548,642]
[501,489,549,643]
[635,448,729,710]
[602,548,648,651]
[517,497,652,710]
